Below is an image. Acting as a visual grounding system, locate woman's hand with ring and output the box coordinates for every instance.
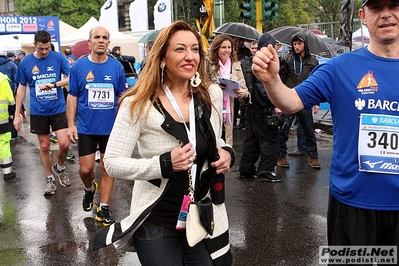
[171,143,195,171]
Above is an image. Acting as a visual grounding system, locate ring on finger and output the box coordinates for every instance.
[188,162,193,168]
[189,157,193,163]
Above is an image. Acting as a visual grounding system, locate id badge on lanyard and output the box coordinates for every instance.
[162,85,197,229]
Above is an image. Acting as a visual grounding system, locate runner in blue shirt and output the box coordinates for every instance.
[13,30,71,195]
[67,26,127,226]
[252,0,399,248]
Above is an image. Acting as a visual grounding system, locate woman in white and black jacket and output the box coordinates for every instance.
[92,21,235,266]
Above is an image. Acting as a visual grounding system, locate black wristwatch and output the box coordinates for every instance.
[52,81,57,88]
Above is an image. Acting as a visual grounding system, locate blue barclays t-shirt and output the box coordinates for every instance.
[68,55,127,135]
[17,51,70,115]
[296,47,399,211]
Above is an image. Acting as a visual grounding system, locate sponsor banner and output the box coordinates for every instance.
[130,0,148,31]
[0,16,60,51]
[100,0,119,32]
[154,0,172,30]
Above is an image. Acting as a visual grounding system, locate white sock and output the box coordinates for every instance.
[56,164,63,171]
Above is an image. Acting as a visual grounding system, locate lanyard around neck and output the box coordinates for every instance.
[163,85,197,190]
[293,57,303,76]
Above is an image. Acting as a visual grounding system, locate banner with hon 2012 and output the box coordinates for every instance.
[0,16,60,51]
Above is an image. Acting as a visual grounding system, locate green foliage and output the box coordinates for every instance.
[223,0,359,32]
[318,0,341,22]
[11,0,362,36]
[12,0,103,28]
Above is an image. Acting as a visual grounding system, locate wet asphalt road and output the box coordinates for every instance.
[0,121,333,266]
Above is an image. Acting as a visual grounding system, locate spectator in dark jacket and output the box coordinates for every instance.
[0,50,17,92]
[14,51,26,66]
[277,32,320,169]
[238,33,283,182]
[111,46,135,64]
[7,52,16,62]
[140,40,153,72]
[111,46,137,86]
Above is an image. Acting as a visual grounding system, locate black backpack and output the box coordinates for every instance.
[111,54,138,79]
[240,56,268,108]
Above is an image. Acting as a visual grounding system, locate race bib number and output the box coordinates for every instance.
[87,83,115,109]
[35,78,57,101]
[358,113,399,174]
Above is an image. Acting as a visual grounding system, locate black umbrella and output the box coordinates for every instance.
[268,26,334,58]
[213,22,260,41]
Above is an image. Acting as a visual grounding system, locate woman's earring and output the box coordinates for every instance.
[160,62,165,84]
[190,72,201,88]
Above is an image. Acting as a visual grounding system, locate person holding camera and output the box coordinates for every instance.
[238,33,282,182]
[277,32,320,169]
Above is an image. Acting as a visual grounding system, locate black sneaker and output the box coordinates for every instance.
[95,206,115,226]
[82,181,98,212]
[256,172,282,182]
[234,124,246,130]
[4,171,16,180]
[239,171,256,179]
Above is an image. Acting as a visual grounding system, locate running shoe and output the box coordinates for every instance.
[95,149,100,163]
[66,150,75,161]
[52,164,71,187]
[50,134,58,143]
[95,206,115,226]
[43,177,57,195]
[82,181,98,212]
[256,172,282,182]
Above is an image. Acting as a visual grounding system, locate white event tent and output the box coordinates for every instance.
[352,24,369,39]
[352,24,369,50]
[60,20,78,38]
[61,17,139,57]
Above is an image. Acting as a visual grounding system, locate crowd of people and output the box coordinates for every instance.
[0,22,330,266]
[3,0,398,263]
[0,24,328,265]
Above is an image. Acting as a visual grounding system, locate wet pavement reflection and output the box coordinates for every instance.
[0,123,332,265]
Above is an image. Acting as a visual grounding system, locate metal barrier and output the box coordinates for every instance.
[297,19,367,57]
[314,110,332,125]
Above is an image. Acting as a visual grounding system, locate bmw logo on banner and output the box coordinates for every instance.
[154,0,172,30]
[158,2,167,12]
[105,0,112,10]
